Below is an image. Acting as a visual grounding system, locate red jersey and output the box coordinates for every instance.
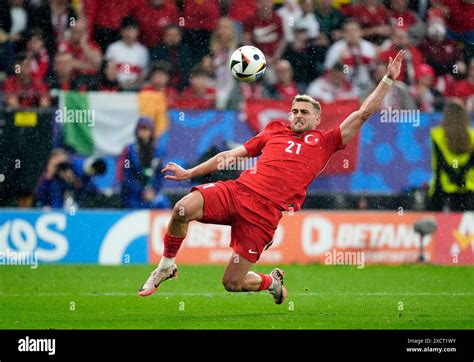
[238,121,345,211]
[243,13,284,58]
[3,76,50,108]
[132,0,180,48]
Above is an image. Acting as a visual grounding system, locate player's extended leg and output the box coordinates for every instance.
[139,191,204,296]
[222,252,287,304]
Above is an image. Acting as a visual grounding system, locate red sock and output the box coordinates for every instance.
[163,234,185,258]
[257,273,273,291]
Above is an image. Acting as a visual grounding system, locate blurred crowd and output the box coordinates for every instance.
[0,0,473,113]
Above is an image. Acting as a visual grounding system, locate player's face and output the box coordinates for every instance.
[289,102,320,133]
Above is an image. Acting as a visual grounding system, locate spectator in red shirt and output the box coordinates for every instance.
[4,53,50,109]
[180,65,216,109]
[446,57,474,113]
[141,60,178,106]
[228,0,256,42]
[183,0,220,67]
[131,0,180,49]
[47,52,74,91]
[25,28,49,82]
[47,52,94,92]
[418,14,464,94]
[379,27,423,85]
[242,0,286,66]
[388,0,425,44]
[432,0,474,47]
[83,0,134,51]
[347,0,391,44]
[264,60,299,100]
[409,63,444,112]
[57,18,102,77]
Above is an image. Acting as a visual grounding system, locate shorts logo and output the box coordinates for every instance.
[248,249,259,254]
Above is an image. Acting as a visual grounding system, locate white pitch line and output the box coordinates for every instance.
[0,292,472,297]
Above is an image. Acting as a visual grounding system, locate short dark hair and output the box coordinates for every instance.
[121,16,139,30]
[150,60,173,76]
[343,18,361,29]
[189,65,208,78]
[26,28,45,41]
[164,23,181,34]
[13,53,28,66]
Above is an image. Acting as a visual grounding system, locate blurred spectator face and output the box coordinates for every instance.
[149,0,164,7]
[70,20,87,44]
[150,69,170,89]
[416,64,435,86]
[16,57,32,79]
[344,22,362,45]
[293,29,309,50]
[11,0,24,7]
[137,125,152,142]
[54,53,73,78]
[164,26,181,47]
[27,35,44,53]
[427,19,447,42]
[121,25,139,44]
[419,73,433,87]
[329,66,347,85]
[49,149,68,168]
[216,18,235,44]
[275,60,293,84]
[392,28,410,48]
[301,0,314,12]
[190,73,208,94]
[390,0,408,12]
[257,0,273,16]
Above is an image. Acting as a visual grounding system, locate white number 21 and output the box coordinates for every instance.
[285,141,301,155]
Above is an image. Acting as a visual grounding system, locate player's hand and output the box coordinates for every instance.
[161,162,191,181]
[386,50,405,80]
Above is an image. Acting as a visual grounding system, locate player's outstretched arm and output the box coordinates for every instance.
[161,146,249,181]
[339,50,405,145]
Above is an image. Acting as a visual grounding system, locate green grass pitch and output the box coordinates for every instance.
[0,264,472,329]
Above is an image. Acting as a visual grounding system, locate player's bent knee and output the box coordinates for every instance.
[172,192,203,223]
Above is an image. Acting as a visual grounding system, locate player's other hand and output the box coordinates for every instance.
[386,49,405,80]
[161,162,191,181]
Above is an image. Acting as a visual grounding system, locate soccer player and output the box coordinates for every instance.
[139,50,405,304]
